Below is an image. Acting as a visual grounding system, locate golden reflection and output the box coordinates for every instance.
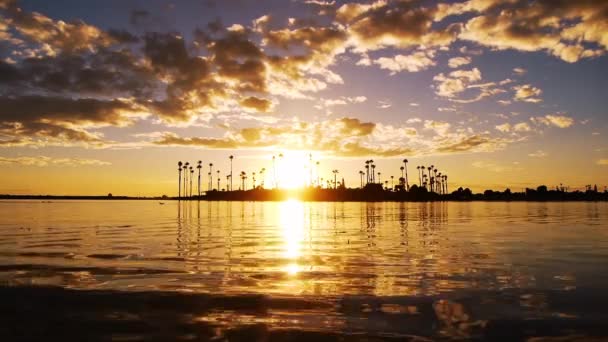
[279,199,305,276]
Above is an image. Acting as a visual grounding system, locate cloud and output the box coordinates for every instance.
[513,67,527,75]
[495,123,511,133]
[433,68,482,97]
[340,0,462,52]
[424,120,451,135]
[377,100,392,109]
[513,84,542,103]
[532,114,575,128]
[0,0,115,55]
[437,135,510,154]
[447,56,471,68]
[0,155,111,167]
[597,159,608,166]
[152,115,515,157]
[0,95,143,146]
[239,96,274,112]
[472,160,521,173]
[528,150,547,158]
[433,67,503,102]
[457,0,608,63]
[373,50,436,74]
[495,122,532,133]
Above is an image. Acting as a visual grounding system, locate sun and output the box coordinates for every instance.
[273,151,310,189]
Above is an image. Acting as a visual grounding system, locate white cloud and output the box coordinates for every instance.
[0,156,111,167]
[531,114,574,128]
[528,150,547,158]
[448,56,471,68]
[513,84,542,103]
[373,51,436,74]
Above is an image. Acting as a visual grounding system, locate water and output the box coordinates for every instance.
[1,200,607,340]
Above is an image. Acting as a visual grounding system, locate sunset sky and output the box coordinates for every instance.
[0,0,607,196]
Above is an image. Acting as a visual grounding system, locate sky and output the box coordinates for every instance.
[0,0,607,196]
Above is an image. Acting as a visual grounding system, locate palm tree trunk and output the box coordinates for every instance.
[178,170,181,199]
[404,163,409,191]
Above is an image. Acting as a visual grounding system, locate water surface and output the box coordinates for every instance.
[1,200,607,340]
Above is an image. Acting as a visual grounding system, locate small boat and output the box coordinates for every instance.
[159,202,165,205]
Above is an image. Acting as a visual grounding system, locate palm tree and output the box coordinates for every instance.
[197,161,202,197]
[208,163,213,191]
[400,166,405,184]
[260,168,266,188]
[178,161,183,198]
[417,166,422,186]
[437,172,442,194]
[391,175,394,189]
[189,166,194,197]
[240,171,246,190]
[428,166,433,192]
[216,170,220,190]
[316,161,320,186]
[184,162,189,197]
[226,175,230,191]
[377,172,381,184]
[332,169,339,189]
[371,163,376,183]
[252,171,257,189]
[365,163,370,185]
[229,155,234,191]
[444,175,448,194]
[403,159,409,191]
[359,170,364,188]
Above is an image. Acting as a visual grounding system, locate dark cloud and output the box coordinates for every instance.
[0,95,139,145]
[240,97,273,112]
[458,0,608,62]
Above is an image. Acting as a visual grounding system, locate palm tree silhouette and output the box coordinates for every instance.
[216,170,220,190]
[178,161,183,198]
[189,166,194,197]
[184,162,189,197]
[208,163,213,191]
[417,166,421,186]
[365,162,370,185]
[371,162,376,183]
[403,159,409,191]
[260,168,266,188]
[229,155,234,191]
[240,171,246,190]
[197,161,202,197]
[400,166,405,184]
[226,175,230,191]
[332,169,339,189]
[252,171,256,189]
[359,170,364,188]
[377,172,381,184]
[391,175,394,189]
[316,161,320,186]
[428,166,433,192]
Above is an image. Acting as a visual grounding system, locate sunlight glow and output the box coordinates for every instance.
[273,152,311,189]
[279,199,305,275]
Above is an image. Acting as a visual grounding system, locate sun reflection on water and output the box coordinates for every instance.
[279,199,306,276]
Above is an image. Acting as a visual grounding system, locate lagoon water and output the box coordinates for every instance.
[1,200,608,340]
